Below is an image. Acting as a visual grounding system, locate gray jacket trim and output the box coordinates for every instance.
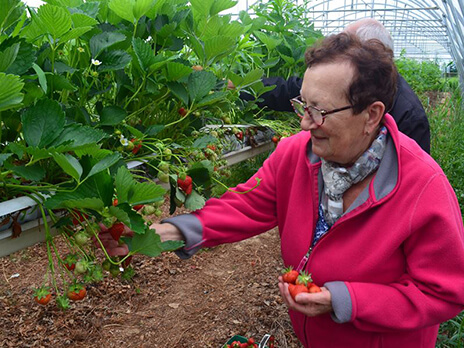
[324,281,352,323]
[161,214,204,259]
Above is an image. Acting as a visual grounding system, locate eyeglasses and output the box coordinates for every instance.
[290,96,353,126]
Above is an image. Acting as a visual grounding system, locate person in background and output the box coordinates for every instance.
[151,33,464,347]
[240,18,431,153]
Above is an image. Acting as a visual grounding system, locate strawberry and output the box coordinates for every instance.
[282,266,299,284]
[178,107,187,116]
[309,284,322,293]
[63,253,78,271]
[177,175,193,194]
[133,204,144,211]
[288,283,309,300]
[131,138,142,154]
[272,136,280,144]
[295,270,312,286]
[235,131,243,140]
[112,198,118,206]
[67,284,87,301]
[34,286,52,305]
[108,222,125,241]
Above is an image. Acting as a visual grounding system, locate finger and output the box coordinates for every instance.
[108,244,129,257]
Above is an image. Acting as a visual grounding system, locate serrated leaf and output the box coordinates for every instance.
[61,197,104,210]
[123,124,144,139]
[97,50,131,72]
[21,99,65,148]
[25,146,52,161]
[166,61,192,82]
[49,123,108,149]
[10,163,45,181]
[133,0,156,21]
[204,36,235,65]
[131,229,163,257]
[5,40,36,75]
[37,4,72,39]
[89,31,126,58]
[253,31,282,50]
[0,72,24,112]
[161,239,184,252]
[99,105,126,126]
[58,26,93,44]
[187,70,216,103]
[210,0,236,16]
[132,37,157,71]
[46,74,77,92]
[0,0,25,33]
[184,190,205,211]
[71,12,98,27]
[196,91,228,107]
[240,68,264,88]
[0,153,13,167]
[108,205,130,226]
[167,81,189,105]
[74,144,112,160]
[0,43,19,72]
[146,124,164,136]
[51,152,83,181]
[32,63,47,94]
[108,0,135,23]
[192,134,216,148]
[87,152,121,178]
[115,203,146,233]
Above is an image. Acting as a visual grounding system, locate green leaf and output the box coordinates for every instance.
[46,74,77,92]
[21,99,65,148]
[115,166,166,205]
[115,203,146,233]
[132,37,157,71]
[61,197,104,210]
[32,63,47,94]
[196,91,228,107]
[167,81,189,105]
[49,124,108,149]
[204,36,235,64]
[10,163,45,181]
[0,153,13,166]
[108,0,135,23]
[87,152,121,178]
[192,134,215,148]
[99,105,127,126]
[187,70,216,103]
[210,0,236,16]
[161,239,184,252]
[37,4,72,39]
[51,152,83,181]
[184,190,205,211]
[0,72,24,112]
[5,40,36,75]
[240,68,264,88]
[89,31,126,58]
[146,124,164,136]
[131,229,163,257]
[0,43,19,72]
[74,144,112,160]
[133,0,156,21]
[71,13,98,27]
[58,26,93,44]
[97,50,131,72]
[253,31,282,50]
[25,146,52,161]
[0,0,25,33]
[108,205,131,226]
[123,124,144,139]
[166,61,192,82]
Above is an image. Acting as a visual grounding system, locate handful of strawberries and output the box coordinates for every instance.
[281,267,321,300]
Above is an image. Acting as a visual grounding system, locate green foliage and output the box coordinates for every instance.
[395,52,442,93]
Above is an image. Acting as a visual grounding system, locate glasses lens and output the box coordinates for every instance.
[308,106,323,125]
[291,99,305,118]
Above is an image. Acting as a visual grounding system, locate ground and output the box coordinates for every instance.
[0,206,303,348]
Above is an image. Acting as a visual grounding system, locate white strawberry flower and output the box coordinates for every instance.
[91,58,102,66]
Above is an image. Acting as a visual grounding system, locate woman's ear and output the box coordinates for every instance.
[365,101,385,134]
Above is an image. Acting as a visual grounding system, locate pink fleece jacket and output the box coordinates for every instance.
[189,114,464,347]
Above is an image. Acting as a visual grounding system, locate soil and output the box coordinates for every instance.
[0,206,303,348]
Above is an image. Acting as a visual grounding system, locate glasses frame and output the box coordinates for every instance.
[290,96,353,126]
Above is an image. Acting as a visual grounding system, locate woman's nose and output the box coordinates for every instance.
[300,114,319,131]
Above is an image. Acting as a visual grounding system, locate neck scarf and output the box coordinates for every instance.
[321,126,388,226]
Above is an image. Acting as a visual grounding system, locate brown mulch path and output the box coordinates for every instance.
[0,208,303,348]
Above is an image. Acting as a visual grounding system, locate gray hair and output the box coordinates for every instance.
[356,22,394,52]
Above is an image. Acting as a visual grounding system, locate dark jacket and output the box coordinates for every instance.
[242,73,430,153]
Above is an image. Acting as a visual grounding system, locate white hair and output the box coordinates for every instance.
[356,22,394,52]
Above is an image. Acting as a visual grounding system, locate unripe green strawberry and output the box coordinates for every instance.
[142,205,156,215]
[163,148,172,160]
[157,172,169,183]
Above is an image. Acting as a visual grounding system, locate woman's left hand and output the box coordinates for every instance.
[278,276,333,317]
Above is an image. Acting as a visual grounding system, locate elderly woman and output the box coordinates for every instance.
[152,33,464,347]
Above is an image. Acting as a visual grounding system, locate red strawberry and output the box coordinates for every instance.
[133,204,144,211]
[184,184,192,195]
[108,222,125,241]
[288,283,309,300]
[272,136,280,144]
[178,107,187,116]
[295,271,312,286]
[309,284,322,293]
[177,175,193,192]
[131,138,142,154]
[235,131,243,140]
[113,199,118,206]
[282,266,299,284]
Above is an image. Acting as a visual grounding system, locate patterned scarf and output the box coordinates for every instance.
[321,126,388,226]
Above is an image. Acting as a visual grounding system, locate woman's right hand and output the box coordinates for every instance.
[150,222,185,242]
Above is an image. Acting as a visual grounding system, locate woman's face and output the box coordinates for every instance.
[300,61,371,165]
